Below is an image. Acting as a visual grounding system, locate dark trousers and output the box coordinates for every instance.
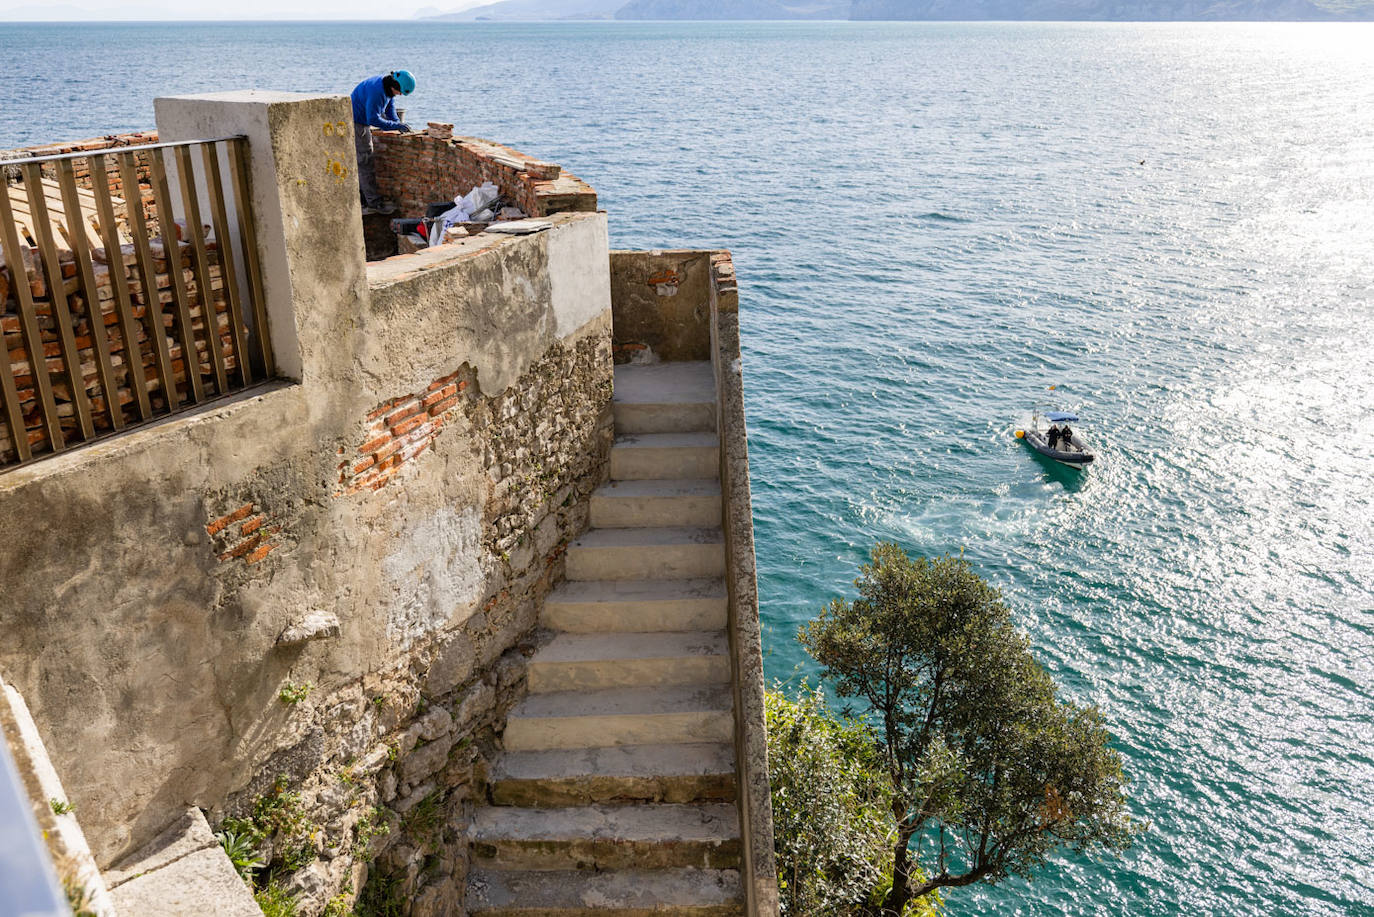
[354,123,382,208]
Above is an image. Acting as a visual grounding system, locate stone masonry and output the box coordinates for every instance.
[213,334,613,916]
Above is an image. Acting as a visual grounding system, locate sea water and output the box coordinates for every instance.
[2,20,1371,916]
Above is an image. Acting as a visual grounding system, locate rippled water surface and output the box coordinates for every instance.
[4,20,1372,916]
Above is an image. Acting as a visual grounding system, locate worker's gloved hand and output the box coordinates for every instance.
[396,123,412,133]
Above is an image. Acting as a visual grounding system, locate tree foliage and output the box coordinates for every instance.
[766,683,941,916]
[799,544,1140,914]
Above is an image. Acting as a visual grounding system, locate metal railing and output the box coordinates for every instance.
[0,136,272,469]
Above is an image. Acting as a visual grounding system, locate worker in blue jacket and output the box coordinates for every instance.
[351,70,415,215]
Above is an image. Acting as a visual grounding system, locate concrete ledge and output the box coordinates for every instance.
[364,225,517,287]
[106,807,260,917]
[363,211,610,396]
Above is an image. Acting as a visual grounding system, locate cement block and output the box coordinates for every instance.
[565,526,725,581]
[470,802,741,870]
[610,434,720,481]
[490,742,736,807]
[591,478,722,528]
[106,809,260,917]
[542,578,728,633]
[466,866,743,915]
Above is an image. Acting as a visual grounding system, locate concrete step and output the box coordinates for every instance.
[610,433,719,481]
[466,867,743,915]
[591,478,722,528]
[490,743,736,807]
[470,803,741,871]
[542,579,728,633]
[566,527,725,582]
[613,361,717,435]
[528,632,730,693]
[504,684,733,751]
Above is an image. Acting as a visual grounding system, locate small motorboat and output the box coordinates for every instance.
[1016,410,1095,470]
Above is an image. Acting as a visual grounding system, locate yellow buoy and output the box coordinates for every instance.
[1014,430,1025,439]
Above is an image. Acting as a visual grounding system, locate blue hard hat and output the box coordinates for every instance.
[391,70,416,95]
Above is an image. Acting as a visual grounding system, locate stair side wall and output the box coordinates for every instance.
[709,254,780,917]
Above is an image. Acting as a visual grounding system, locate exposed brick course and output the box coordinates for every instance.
[370,130,597,228]
[205,500,286,568]
[337,365,482,495]
[206,501,253,536]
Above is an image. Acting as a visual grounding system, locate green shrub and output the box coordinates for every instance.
[801,544,1138,912]
[254,880,299,917]
[278,683,313,705]
[218,773,321,894]
[352,806,391,861]
[354,870,405,917]
[320,887,353,917]
[217,829,265,880]
[401,789,445,851]
[766,683,938,917]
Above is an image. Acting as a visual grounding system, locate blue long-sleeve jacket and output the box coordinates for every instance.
[351,76,405,130]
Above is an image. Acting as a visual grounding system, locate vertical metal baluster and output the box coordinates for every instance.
[228,139,274,378]
[0,184,62,453]
[56,158,123,432]
[148,148,205,404]
[89,153,152,421]
[174,144,228,395]
[0,251,28,461]
[22,162,94,441]
[118,154,180,413]
[200,141,252,388]
[0,335,25,463]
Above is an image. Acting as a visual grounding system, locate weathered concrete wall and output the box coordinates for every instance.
[0,92,613,917]
[609,249,713,364]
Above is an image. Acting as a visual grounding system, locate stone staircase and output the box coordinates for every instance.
[466,361,745,916]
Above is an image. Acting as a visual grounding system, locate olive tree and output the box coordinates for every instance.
[800,544,1139,915]
[767,683,944,916]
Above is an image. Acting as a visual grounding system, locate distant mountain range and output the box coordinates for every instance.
[419,0,1373,17]
[850,0,1367,17]
[418,0,623,18]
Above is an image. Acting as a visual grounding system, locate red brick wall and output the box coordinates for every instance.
[369,130,597,221]
[206,500,285,566]
[3,131,160,226]
[336,367,473,495]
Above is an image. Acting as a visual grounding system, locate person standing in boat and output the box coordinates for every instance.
[1047,424,1062,449]
[1059,423,1074,447]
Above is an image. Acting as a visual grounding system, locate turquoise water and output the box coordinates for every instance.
[4,20,1373,916]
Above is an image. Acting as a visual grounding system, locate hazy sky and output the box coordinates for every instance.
[0,0,491,19]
